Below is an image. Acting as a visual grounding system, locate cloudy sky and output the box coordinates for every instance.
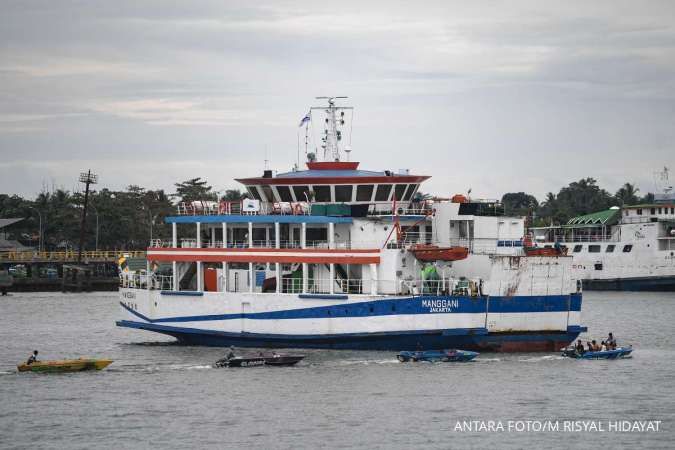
[1,0,674,200]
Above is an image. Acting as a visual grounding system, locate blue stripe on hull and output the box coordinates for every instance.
[120,293,582,324]
[116,320,580,352]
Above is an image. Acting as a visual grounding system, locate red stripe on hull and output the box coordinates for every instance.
[147,247,380,264]
[148,247,379,254]
[148,254,379,264]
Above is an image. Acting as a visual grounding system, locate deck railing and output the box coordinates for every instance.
[532,235,617,243]
[175,199,439,218]
[119,270,487,297]
[400,278,481,297]
[278,278,363,295]
[119,273,173,290]
[176,200,309,216]
[369,207,433,217]
[152,239,355,249]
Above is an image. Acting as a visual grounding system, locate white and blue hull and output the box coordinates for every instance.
[117,289,585,352]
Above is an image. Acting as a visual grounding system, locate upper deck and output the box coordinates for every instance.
[235,162,429,215]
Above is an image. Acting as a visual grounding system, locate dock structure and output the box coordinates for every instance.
[0,250,145,292]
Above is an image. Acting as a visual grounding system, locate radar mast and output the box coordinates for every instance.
[311,96,353,162]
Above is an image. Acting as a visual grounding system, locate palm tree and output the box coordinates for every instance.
[413,191,433,202]
[615,183,640,206]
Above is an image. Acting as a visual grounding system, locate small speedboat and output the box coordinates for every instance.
[215,356,265,368]
[561,346,633,360]
[397,349,479,363]
[17,358,113,373]
[215,353,305,368]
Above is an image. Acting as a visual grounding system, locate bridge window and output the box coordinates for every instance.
[313,185,331,202]
[261,185,274,202]
[403,184,417,201]
[623,244,633,253]
[637,208,642,215]
[651,208,656,215]
[335,185,353,202]
[671,207,674,214]
[276,186,293,202]
[658,208,662,214]
[606,245,615,253]
[375,184,393,201]
[394,184,407,201]
[573,245,583,252]
[248,186,262,201]
[588,245,601,253]
[356,185,374,202]
[292,186,310,202]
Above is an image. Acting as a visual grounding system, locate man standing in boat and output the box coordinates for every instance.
[575,340,585,355]
[26,350,38,365]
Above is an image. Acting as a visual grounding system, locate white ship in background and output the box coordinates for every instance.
[531,168,675,291]
[117,97,585,351]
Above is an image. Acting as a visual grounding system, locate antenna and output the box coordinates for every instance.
[310,97,353,162]
[264,145,269,170]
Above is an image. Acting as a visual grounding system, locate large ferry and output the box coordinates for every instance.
[531,172,675,291]
[117,97,586,351]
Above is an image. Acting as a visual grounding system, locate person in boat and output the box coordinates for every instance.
[586,341,593,352]
[606,332,616,349]
[591,340,600,351]
[575,340,585,355]
[26,350,38,365]
[600,341,607,352]
[226,346,236,360]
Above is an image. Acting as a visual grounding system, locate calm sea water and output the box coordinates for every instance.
[0,291,673,449]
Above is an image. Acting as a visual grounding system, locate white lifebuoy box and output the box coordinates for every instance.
[242,199,260,213]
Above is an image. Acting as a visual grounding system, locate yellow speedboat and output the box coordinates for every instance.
[17,358,113,373]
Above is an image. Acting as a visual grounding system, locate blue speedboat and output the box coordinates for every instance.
[561,346,633,360]
[397,349,479,363]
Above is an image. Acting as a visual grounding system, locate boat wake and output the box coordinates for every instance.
[107,363,214,373]
[326,358,399,366]
[519,355,564,362]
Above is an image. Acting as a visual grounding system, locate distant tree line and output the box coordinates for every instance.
[0,176,656,251]
[501,178,654,226]
[0,178,246,251]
